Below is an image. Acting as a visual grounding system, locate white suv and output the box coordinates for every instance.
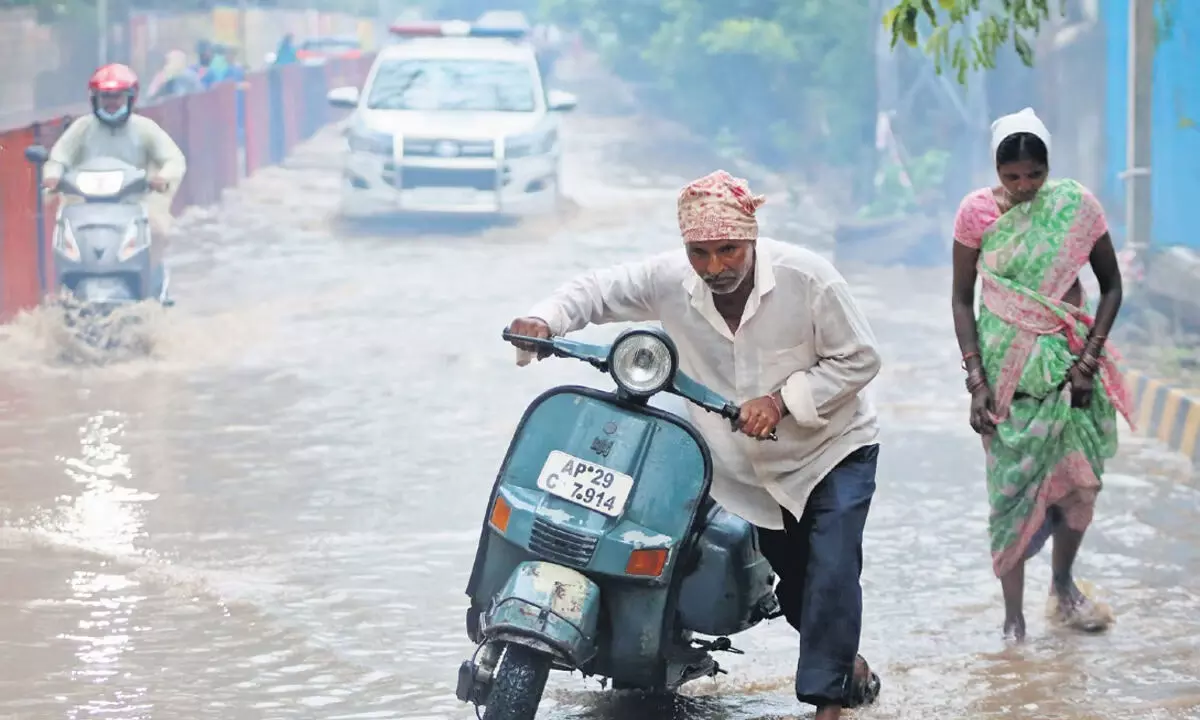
[326,21,577,218]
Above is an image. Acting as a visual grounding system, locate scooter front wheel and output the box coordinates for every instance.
[483,643,552,720]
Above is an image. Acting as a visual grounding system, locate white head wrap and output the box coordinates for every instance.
[990,107,1051,163]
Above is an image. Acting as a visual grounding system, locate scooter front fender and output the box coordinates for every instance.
[484,561,601,667]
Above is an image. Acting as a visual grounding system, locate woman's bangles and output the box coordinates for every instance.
[1072,334,1107,378]
[962,351,988,394]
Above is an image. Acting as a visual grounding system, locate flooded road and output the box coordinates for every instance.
[0,110,1198,720]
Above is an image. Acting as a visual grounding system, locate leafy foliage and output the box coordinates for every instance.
[540,0,877,172]
[883,0,1182,84]
[882,0,1061,84]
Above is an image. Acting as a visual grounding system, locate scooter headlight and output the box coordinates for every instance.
[73,170,124,198]
[117,219,149,261]
[54,220,80,262]
[609,329,677,397]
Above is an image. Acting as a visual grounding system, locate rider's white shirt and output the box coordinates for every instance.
[527,237,881,529]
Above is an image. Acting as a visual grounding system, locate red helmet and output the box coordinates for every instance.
[89,64,139,126]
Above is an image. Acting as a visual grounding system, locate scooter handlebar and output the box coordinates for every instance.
[502,328,563,358]
[503,326,777,441]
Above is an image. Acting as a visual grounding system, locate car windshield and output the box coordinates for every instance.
[366,58,537,112]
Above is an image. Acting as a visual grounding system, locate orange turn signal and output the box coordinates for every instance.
[625,548,668,577]
[489,495,512,533]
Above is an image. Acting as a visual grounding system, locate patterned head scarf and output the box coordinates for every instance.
[677,170,766,243]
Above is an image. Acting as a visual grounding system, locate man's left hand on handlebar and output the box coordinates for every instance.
[738,392,785,440]
[148,176,170,192]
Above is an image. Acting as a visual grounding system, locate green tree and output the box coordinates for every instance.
[882,0,1181,84]
[540,0,876,174]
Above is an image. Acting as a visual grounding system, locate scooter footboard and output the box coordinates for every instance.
[484,561,601,667]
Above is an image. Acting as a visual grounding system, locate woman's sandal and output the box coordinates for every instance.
[1049,591,1113,632]
[1046,579,1114,633]
[844,653,882,708]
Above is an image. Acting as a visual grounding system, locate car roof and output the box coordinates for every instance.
[377,37,536,63]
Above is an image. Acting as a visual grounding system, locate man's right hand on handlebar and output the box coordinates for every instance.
[42,177,59,191]
[507,317,551,349]
[507,317,552,367]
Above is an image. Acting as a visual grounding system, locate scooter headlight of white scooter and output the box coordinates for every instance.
[73,170,125,198]
[608,329,677,397]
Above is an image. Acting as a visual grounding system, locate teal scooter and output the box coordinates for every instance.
[457,326,781,720]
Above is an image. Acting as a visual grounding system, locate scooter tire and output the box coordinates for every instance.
[482,643,552,720]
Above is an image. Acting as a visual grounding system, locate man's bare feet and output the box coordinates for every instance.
[1003,613,1026,641]
[814,705,841,720]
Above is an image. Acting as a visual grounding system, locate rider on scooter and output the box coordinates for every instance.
[42,63,186,300]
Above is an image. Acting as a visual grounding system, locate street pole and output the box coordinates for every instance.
[1124,0,1155,265]
[97,0,109,65]
[238,0,248,63]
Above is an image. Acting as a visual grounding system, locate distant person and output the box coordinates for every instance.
[274,33,298,65]
[951,107,1132,641]
[41,64,186,301]
[202,46,231,88]
[531,23,563,80]
[219,45,247,84]
[146,50,203,100]
[194,39,215,74]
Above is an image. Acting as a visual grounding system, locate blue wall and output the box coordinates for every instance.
[1103,0,1200,250]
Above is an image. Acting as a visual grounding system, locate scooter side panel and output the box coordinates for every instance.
[676,505,778,636]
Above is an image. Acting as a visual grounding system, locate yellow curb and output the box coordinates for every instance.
[1126,369,1200,466]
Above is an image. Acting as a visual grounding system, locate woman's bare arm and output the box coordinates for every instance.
[952,242,983,371]
[1087,232,1123,340]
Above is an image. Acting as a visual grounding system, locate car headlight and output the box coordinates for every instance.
[347,126,393,155]
[54,220,80,262]
[504,130,554,159]
[608,329,677,397]
[117,219,149,261]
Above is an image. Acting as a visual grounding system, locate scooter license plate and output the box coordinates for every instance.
[535,450,635,518]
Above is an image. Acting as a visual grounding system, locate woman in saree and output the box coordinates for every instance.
[951,108,1134,641]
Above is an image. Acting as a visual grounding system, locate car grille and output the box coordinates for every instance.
[389,166,499,191]
[528,516,598,568]
[402,138,495,158]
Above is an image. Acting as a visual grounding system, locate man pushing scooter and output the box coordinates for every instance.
[506,170,883,718]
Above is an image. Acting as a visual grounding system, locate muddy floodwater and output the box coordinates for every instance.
[0,112,1198,720]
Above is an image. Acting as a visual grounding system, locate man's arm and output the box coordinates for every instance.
[140,118,187,185]
[43,117,90,182]
[526,254,666,335]
[780,280,882,429]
